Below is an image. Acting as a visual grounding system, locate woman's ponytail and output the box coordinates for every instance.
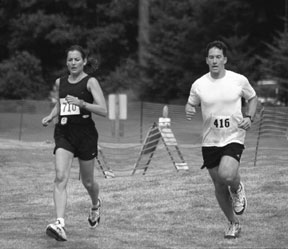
[84,57,99,77]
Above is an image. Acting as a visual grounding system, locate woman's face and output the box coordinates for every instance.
[66,50,86,75]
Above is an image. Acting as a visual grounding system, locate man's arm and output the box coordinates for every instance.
[185,102,197,120]
[238,95,258,130]
[245,95,258,121]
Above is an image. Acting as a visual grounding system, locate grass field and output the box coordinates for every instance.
[0,136,288,249]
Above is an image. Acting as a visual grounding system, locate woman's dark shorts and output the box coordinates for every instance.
[201,142,245,169]
[54,123,98,160]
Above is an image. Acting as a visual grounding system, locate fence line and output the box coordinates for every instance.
[1,100,287,173]
[253,106,288,166]
[0,99,200,144]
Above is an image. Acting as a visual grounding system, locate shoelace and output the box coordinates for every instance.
[89,198,101,220]
[90,208,99,219]
[227,223,239,233]
[231,186,243,203]
[233,193,241,203]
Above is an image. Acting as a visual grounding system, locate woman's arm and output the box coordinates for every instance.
[42,79,60,126]
[85,77,107,117]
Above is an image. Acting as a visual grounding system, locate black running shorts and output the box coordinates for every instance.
[201,142,245,169]
[53,123,98,160]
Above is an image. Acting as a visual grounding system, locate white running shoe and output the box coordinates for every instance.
[46,220,67,241]
[230,182,247,215]
[88,197,101,229]
[224,222,241,239]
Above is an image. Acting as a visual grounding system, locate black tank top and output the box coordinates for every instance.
[58,75,94,125]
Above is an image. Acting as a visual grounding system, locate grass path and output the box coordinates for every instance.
[0,139,288,249]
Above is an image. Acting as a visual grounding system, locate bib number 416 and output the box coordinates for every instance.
[214,118,230,128]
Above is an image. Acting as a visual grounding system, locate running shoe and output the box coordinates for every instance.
[46,220,67,241]
[88,197,102,229]
[224,222,241,239]
[230,182,247,215]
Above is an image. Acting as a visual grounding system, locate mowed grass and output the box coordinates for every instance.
[0,139,288,249]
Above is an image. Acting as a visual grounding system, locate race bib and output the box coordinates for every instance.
[212,116,231,129]
[60,98,80,116]
[210,115,237,140]
[203,115,244,145]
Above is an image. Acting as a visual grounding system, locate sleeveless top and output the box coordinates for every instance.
[58,75,94,125]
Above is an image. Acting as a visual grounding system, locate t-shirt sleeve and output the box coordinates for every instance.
[241,76,256,100]
[188,81,201,106]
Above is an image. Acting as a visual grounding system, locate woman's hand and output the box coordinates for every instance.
[42,115,53,127]
[65,95,86,108]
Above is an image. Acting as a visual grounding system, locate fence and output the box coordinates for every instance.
[253,106,288,166]
[0,100,287,175]
[0,100,202,144]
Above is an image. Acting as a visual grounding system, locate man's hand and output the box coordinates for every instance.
[185,104,196,120]
[238,117,252,130]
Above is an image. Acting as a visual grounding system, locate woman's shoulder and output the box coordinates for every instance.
[55,77,61,86]
[87,75,99,85]
[57,75,69,83]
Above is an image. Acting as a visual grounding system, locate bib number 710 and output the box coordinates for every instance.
[60,98,80,115]
[213,118,230,128]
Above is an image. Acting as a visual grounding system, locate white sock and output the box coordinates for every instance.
[57,218,65,227]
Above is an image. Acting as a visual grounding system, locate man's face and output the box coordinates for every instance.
[206,47,227,76]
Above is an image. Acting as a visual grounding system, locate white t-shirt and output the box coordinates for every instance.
[188,70,256,147]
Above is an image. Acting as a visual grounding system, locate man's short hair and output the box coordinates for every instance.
[206,40,228,57]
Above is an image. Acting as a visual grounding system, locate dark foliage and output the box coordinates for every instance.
[0,0,286,102]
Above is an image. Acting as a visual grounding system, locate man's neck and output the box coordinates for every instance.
[210,69,226,79]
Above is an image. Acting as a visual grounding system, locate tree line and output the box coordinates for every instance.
[0,0,287,104]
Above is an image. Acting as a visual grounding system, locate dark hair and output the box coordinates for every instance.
[66,45,87,59]
[206,40,228,57]
[66,45,99,76]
